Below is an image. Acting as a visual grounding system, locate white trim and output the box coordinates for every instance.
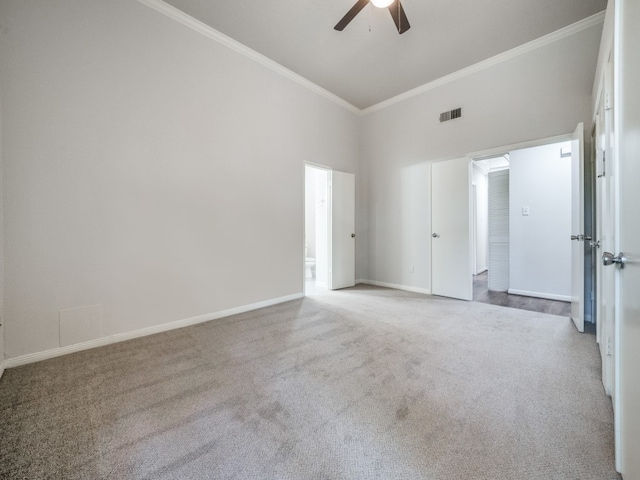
[305,161,332,172]
[507,289,571,302]
[474,268,488,275]
[136,0,603,117]
[136,0,360,115]
[467,133,571,160]
[3,293,303,369]
[361,12,606,115]
[591,2,615,122]
[0,363,4,381]
[358,280,431,295]
[612,0,623,470]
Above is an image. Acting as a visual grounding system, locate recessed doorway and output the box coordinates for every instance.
[471,141,575,318]
[304,165,356,295]
[305,165,329,294]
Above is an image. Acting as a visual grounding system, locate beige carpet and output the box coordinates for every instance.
[0,285,620,479]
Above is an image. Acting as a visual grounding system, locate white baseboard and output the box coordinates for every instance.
[3,292,303,369]
[507,289,571,302]
[358,279,431,295]
[0,362,5,381]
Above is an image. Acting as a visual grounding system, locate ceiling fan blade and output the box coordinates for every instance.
[334,0,370,31]
[388,0,410,34]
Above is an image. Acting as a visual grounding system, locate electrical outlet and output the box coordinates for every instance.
[522,206,529,216]
[606,336,613,356]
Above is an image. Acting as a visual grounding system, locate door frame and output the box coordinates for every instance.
[472,183,477,275]
[467,132,580,300]
[304,162,331,295]
[304,163,356,294]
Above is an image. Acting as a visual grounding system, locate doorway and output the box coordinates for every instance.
[305,165,329,294]
[470,141,575,318]
[304,165,356,295]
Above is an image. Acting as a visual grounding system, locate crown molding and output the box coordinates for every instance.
[136,1,604,117]
[136,0,361,115]
[361,11,606,115]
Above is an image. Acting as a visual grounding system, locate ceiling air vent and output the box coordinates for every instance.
[440,107,462,123]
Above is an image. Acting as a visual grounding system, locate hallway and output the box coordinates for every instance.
[473,272,572,317]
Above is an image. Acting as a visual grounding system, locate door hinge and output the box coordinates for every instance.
[598,151,606,178]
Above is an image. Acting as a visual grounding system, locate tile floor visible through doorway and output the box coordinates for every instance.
[473,271,572,317]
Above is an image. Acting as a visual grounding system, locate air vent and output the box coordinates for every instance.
[440,107,462,123]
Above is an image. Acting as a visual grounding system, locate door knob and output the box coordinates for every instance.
[571,234,591,241]
[602,251,626,268]
[432,233,440,238]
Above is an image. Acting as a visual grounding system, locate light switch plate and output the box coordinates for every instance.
[522,206,529,216]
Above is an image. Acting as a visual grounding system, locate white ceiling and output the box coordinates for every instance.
[161,0,607,110]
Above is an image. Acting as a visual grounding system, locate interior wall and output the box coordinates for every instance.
[0,0,359,359]
[361,22,603,292]
[355,128,369,283]
[508,142,572,299]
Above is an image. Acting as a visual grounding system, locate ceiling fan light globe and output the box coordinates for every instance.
[371,0,394,8]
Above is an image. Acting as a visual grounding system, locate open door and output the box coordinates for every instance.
[595,68,616,397]
[431,158,472,300]
[570,123,585,332]
[614,1,640,475]
[329,170,355,290]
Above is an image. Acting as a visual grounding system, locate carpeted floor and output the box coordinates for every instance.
[0,285,620,479]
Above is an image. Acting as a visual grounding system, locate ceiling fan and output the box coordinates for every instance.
[334,0,410,34]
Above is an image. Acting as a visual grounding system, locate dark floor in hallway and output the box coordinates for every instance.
[473,272,572,317]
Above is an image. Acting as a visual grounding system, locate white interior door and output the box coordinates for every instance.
[431,158,472,301]
[615,0,640,475]
[329,170,355,290]
[570,123,585,332]
[488,169,510,291]
[595,66,616,398]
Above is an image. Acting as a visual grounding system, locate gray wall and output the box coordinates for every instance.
[0,0,604,361]
[509,142,572,300]
[360,22,602,292]
[0,0,360,358]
